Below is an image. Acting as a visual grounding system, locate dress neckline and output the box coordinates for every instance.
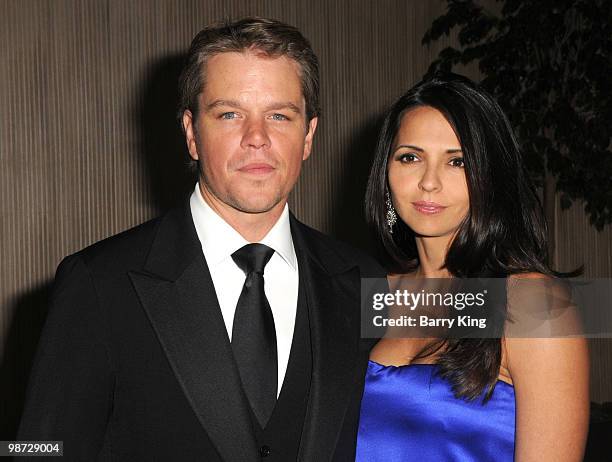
[368,359,437,368]
[367,359,514,387]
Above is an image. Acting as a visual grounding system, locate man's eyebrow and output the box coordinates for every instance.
[204,99,302,114]
[266,102,302,114]
[204,99,244,111]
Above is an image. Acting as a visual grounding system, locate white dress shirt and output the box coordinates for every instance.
[189,183,299,396]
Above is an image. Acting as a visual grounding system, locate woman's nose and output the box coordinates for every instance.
[418,165,442,193]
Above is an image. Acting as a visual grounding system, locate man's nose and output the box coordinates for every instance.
[241,118,271,150]
[418,165,442,193]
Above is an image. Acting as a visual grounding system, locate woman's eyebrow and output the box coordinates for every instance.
[394,145,463,153]
[394,144,424,152]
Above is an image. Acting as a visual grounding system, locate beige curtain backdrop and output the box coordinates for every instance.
[1,0,610,438]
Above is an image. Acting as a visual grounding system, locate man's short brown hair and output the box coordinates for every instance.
[178,17,320,126]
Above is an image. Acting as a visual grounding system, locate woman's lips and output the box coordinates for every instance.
[412,201,447,215]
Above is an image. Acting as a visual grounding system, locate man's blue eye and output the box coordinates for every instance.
[271,113,288,121]
[221,112,237,120]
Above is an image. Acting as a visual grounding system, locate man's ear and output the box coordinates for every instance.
[302,116,318,161]
[182,110,199,161]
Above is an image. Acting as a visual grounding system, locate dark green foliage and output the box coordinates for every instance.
[424,0,612,229]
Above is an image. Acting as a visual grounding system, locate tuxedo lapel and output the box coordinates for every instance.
[128,203,258,462]
[290,217,367,462]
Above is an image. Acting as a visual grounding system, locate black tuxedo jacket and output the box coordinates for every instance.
[18,202,385,461]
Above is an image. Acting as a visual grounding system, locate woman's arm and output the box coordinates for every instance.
[506,287,589,462]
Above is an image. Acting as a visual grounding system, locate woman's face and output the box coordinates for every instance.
[388,106,469,239]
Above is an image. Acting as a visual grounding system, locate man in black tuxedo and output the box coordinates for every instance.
[18,17,384,461]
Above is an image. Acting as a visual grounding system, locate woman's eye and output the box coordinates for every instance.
[220,112,237,120]
[271,113,288,121]
[449,157,465,168]
[398,153,419,163]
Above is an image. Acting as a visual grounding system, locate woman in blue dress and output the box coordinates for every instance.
[358,74,589,461]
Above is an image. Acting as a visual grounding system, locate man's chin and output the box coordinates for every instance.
[228,196,286,215]
[199,182,286,215]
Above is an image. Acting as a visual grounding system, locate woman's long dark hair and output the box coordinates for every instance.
[365,73,572,401]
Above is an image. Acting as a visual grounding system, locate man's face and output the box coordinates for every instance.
[183,50,317,215]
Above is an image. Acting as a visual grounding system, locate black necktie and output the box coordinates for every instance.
[231,243,277,428]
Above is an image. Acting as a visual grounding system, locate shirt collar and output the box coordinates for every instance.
[189,183,297,270]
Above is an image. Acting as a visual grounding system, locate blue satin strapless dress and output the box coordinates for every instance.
[356,360,515,461]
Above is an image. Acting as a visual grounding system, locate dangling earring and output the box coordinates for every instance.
[386,191,397,233]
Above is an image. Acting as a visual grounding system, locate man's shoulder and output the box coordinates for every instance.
[69,215,163,274]
[292,219,386,278]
